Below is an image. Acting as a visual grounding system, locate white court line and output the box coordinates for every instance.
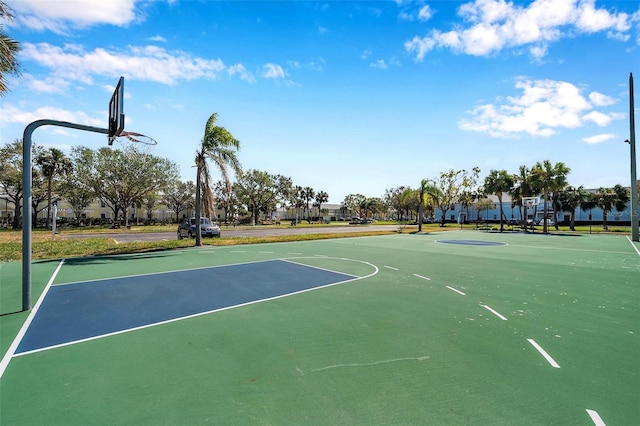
[626,236,640,256]
[15,257,379,356]
[446,285,466,296]
[413,274,430,280]
[527,339,561,368]
[481,304,507,320]
[586,409,606,426]
[383,265,398,270]
[0,259,65,379]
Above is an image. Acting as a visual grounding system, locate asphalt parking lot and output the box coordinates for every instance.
[62,224,401,243]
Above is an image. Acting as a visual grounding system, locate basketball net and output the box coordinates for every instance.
[111,130,157,160]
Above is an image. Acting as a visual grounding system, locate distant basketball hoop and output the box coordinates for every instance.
[522,197,539,209]
[108,76,125,145]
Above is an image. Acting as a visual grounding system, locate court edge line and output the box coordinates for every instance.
[446,285,466,296]
[0,259,65,379]
[626,236,640,256]
[15,261,379,357]
[53,257,283,287]
[527,338,561,368]
[281,257,369,279]
[586,409,606,426]
[481,304,508,320]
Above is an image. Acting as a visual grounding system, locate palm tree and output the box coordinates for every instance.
[302,186,315,222]
[314,190,329,221]
[483,169,514,232]
[36,148,72,228]
[417,179,428,232]
[531,160,570,233]
[194,113,241,246]
[558,186,590,231]
[0,1,21,96]
[399,187,414,222]
[510,165,535,229]
[594,185,630,230]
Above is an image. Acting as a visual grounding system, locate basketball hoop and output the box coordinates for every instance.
[110,130,157,162]
[522,197,539,208]
[116,130,157,146]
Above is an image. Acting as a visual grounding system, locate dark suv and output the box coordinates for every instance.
[177,217,221,239]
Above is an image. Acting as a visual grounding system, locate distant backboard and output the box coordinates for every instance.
[108,76,125,145]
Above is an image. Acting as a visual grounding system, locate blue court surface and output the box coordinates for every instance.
[16,259,356,354]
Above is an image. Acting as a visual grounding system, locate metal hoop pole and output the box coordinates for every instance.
[22,120,108,311]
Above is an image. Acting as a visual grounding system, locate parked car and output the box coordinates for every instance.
[177,217,221,239]
[536,218,555,227]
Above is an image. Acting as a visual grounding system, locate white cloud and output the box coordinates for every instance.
[370,59,388,69]
[0,103,103,127]
[149,35,167,43]
[20,43,233,85]
[26,75,71,94]
[405,0,634,60]
[262,63,286,79]
[418,5,433,21]
[588,91,616,106]
[583,110,613,126]
[582,133,615,144]
[458,78,623,137]
[227,64,256,83]
[12,0,138,34]
[399,3,434,21]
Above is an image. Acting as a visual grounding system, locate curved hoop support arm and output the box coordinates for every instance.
[22,120,108,311]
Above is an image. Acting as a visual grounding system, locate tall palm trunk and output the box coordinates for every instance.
[195,158,203,246]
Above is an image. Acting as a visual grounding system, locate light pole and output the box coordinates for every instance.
[627,73,638,242]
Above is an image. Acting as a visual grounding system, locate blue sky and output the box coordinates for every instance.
[1,0,638,204]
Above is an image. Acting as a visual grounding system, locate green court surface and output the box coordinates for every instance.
[1,231,638,425]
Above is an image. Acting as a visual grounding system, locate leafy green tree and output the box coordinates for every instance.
[163,180,195,223]
[62,147,97,222]
[234,170,291,225]
[0,139,45,228]
[384,186,408,221]
[36,147,72,227]
[426,169,475,227]
[76,146,179,226]
[195,113,241,245]
[0,1,21,96]
[483,169,515,232]
[213,179,239,224]
[474,197,495,225]
[342,194,366,218]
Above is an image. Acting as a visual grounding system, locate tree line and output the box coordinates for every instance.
[0,140,330,231]
[381,161,635,233]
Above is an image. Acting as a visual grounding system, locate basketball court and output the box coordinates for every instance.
[1,232,638,424]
